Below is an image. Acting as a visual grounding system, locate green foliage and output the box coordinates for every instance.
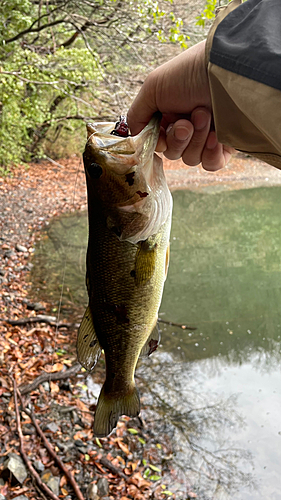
[196,0,217,27]
[0,0,188,170]
[196,0,233,27]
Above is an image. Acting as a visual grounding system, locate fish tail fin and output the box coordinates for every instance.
[93,383,140,438]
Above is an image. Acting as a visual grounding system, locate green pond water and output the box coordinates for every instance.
[31,187,281,500]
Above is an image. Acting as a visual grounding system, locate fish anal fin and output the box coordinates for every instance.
[93,384,140,438]
[77,306,101,371]
[140,321,161,357]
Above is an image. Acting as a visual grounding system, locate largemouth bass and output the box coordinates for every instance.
[77,114,172,437]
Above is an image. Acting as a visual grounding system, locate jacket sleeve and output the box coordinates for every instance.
[206,0,281,169]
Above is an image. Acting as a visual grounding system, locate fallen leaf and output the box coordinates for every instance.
[50,381,60,394]
[115,438,130,455]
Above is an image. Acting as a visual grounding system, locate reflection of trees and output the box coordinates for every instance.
[30,212,88,310]
[161,321,281,376]
[137,355,256,500]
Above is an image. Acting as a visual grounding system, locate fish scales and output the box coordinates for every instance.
[77,114,172,437]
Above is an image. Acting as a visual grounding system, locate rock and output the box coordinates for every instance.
[46,422,59,433]
[13,496,29,500]
[26,301,45,311]
[77,446,88,454]
[15,244,28,253]
[41,470,60,496]
[87,482,98,500]
[74,439,84,447]
[4,250,14,258]
[0,494,6,500]
[41,381,50,392]
[33,459,45,472]
[97,477,109,497]
[0,269,5,276]
[1,453,27,485]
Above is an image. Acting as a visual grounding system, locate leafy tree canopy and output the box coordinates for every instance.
[0,0,202,168]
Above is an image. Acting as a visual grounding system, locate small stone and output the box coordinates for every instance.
[0,494,6,500]
[0,269,5,276]
[97,477,109,497]
[41,381,50,392]
[77,446,88,454]
[87,483,98,500]
[74,439,84,447]
[13,496,29,500]
[41,470,60,496]
[33,459,45,472]
[1,453,28,485]
[26,302,45,311]
[46,422,59,433]
[15,244,28,253]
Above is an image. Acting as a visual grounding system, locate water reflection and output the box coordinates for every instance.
[30,186,281,499]
[137,354,256,500]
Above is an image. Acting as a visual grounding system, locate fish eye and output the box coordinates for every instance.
[88,162,103,179]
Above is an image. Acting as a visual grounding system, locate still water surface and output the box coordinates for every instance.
[31,187,281,499]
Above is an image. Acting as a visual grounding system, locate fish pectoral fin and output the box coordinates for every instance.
[134,239,157,286]
[140,321,161,357]
[77,306,102,371]
[93,384,140,438]
[165,243,170,280]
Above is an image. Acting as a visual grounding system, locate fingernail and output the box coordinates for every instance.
[166,123,174,135]
[174,126,191,142]
[194,110,208,131]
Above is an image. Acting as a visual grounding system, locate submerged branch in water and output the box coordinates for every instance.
[158,318,197,330]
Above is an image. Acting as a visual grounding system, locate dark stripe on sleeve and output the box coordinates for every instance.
[210,0,281,91]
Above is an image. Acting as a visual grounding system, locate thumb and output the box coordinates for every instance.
[127,74,158,136]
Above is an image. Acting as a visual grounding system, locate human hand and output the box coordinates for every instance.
[127,40,235,171]
[161,108,235,171]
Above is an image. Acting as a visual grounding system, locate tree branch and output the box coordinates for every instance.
[19,362,81,395]
[5,18,68,44]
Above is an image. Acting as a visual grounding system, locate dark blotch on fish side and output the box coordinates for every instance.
[88,162,103,179]
[105,303,130,324]
[136,190,149,198]
[130,270,136,278]
[125,172,135,186]
[89,339,97,347]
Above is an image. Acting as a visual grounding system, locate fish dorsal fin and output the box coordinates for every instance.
[77,306,102,371]
[140,321,161,357]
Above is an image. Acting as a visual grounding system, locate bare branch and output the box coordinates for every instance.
[4,18,68,44]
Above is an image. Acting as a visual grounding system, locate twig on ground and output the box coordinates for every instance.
[99,456,129,481]
[19,362,81,395]
[45,156,65,168]
[158,318,197,330]
[12,376,61,500]
[17,390,85,500]
[2,315,79,328]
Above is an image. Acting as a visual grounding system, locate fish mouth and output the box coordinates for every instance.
[85,114,161,175]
